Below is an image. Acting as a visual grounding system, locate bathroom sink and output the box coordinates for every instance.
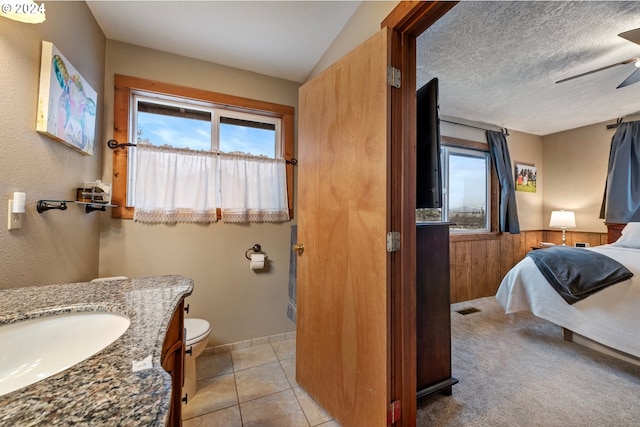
[0,311,130,396]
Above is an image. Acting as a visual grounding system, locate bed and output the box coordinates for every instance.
[496,222,640,359]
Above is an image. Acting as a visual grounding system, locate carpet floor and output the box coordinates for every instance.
[417,297,640,427]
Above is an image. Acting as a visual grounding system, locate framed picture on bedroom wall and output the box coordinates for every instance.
[515,162,537,193]
[36,41,97,156]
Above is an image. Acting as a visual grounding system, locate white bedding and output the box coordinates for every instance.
[496,244,640,358]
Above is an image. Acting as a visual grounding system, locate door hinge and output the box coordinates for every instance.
[387,400,401,424]
[386,232,400,252]
[387,66,401,88]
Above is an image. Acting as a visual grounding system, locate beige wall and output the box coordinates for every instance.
[98,41,300,345]
[542,121,614,232]
[510,130,544,230]
[0,3,105,289]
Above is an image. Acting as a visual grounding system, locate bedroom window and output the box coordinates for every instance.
[442,146,491,232]
[417,136,496,234]
[111,75,295,221]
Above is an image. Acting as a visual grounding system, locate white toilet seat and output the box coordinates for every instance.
[184,318,211,346]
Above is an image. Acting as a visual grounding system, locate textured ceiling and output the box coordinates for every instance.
[417,1,640,135]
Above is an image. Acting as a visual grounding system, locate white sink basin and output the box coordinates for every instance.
[0,311,130,396]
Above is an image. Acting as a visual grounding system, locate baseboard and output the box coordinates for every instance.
[201,330,297,357]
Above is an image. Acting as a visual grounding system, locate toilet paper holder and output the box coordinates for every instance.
[245,244,268,260]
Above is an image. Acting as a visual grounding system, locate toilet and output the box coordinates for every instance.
[183,318,211,403]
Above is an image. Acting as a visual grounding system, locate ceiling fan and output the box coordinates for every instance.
[556,28,640,89]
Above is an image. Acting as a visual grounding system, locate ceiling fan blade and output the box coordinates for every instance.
[555,57,639,84]
[617,67,640,89]
[619,28,640,45]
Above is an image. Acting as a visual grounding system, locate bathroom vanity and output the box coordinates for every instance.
[0,275,193,426]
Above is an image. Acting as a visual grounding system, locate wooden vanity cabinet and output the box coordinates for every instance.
[416,223,457,398]
[162,299,185,427]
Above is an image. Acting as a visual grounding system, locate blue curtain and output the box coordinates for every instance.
[486,130,520,234]
[602,121,640,222]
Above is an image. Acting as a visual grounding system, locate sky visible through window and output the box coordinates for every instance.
[137,110,275,157]
[448,154,487,211]
[220,123,275,157]
[138,111,210,150]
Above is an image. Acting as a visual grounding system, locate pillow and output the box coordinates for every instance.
[611,222,640,249]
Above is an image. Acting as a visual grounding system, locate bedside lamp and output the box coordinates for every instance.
[549,209,576,246]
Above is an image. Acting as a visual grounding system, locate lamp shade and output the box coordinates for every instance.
[549,210,576,228]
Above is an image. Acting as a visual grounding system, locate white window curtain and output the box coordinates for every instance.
[220,153,290,223]
[134,143,219,223]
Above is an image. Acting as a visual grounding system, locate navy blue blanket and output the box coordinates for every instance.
[527,247,633,304]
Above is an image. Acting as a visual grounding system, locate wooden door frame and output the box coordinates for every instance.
[382,2,457,426]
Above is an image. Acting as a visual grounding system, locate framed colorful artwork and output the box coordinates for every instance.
[515,162,537,193]
[36,41,97,156]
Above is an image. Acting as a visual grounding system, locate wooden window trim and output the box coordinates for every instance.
[111,74,295,220]
[441,135,499,237]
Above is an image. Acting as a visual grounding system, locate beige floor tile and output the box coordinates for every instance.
[252,336,270,346]
[240,389,310,427]
[232,343,279,371]
[293,386,333,426]
[182,373,238,420]
[235,361,291,403]
[183,405,242,427]
[279,357,298,388]
[234,339,252,350]
[214,343,233,354]
[184,334,338,427]
[272,338,296,361]
[197,352,233,380]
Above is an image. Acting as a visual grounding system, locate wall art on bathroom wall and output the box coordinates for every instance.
[514,162,537,193]
[36,41,97,156]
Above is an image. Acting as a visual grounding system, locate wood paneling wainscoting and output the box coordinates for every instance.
[449,230,608,303]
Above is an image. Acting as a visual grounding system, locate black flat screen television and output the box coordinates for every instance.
[416,78,442,209]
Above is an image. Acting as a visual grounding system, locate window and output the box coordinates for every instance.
[111,75,295,220]
[126,92,282,208]
[133,94,280,154]
[220,116,277,157]
[417,136,496,233]
[442,146,490,232]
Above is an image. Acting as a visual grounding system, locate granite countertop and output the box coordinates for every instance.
[0,275,193,426]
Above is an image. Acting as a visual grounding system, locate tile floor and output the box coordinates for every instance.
[182,338,341,427]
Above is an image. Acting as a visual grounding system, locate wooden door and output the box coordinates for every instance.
[296,28,392,427]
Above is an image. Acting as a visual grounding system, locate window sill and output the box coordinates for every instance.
[449,231,501,242]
